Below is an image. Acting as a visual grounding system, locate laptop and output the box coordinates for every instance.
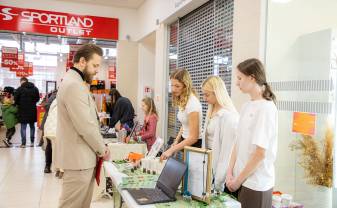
[126,157,187,205]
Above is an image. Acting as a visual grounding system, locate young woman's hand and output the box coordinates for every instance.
[226,177,242,192]
[160,149,174,161]
[225,171,234,184]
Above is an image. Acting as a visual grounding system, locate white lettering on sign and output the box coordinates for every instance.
[50,26,92,36]
[3,59,17,66]
[20,11,94,28]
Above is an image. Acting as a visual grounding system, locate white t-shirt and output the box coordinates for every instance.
[233,99,278,191]
[177,95,203,139]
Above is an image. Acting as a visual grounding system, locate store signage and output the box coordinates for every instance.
[292,112,316,136]
[0,5,119,40]
[108,65,116,83]
[28,62,33,76]
[11,51,25,72]
[16,61,31,77]
[1,46,18,69]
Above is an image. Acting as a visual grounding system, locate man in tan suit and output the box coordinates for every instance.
[57,44,110,208]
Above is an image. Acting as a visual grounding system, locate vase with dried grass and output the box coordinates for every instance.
[290,127,333,188]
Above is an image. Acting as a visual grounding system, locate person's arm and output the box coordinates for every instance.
[140,115,157,141]
[14,88,20,105]
[64,83,106,156]
[173,127,183,146]
[226,143,237,183]
[109,101,123,128]
[9,105,18,114]
[227,146,265,192]
[34,87,40,103]
[162,112,199,159]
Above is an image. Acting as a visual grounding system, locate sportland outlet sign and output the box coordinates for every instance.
[0,5,119,40]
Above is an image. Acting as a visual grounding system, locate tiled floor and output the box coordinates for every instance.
[0,126,114,208]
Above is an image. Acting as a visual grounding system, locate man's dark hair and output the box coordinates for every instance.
[20,77,28,83]
[73,44,103,63]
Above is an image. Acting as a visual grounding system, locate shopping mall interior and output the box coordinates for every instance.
[0,0,337,207]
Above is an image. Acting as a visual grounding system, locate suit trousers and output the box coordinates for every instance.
[58,168,95,208]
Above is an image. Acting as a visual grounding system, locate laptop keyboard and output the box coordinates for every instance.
[129,188,171,203]
[145,189,170,201]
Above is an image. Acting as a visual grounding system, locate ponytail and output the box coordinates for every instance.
[263,83,276,103]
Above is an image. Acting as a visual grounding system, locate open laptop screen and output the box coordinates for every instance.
[157,158,187,198]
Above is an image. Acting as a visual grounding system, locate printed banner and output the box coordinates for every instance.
[0,5,119,40]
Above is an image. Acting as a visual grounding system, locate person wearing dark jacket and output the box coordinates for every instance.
[14,77,40,148]
[109,89,135,130]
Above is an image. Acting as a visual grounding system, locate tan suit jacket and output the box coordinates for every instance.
[56,69,105,170]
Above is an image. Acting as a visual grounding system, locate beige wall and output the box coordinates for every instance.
[231,0,268,111]
[137,33,156,120]
[116,40,139,112]
[154,24,169,139]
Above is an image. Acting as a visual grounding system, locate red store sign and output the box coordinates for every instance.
[0,5,119,40]
[1,47,18,69]
[16,61,33,77]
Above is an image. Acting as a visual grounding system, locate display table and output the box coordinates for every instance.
[103,162,241,208]
[107,143,148,161]
[93,142,147,201]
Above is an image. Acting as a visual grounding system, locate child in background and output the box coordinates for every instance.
[2,95,18,147]
[138,97,158,151]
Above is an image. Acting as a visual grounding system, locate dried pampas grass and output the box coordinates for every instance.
[290,128,333,187]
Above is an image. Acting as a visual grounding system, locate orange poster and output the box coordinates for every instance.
[292,112,316,136]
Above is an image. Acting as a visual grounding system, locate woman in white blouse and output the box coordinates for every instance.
[226,58,278,208]
[201,76,239,192]
[161,69,203,160]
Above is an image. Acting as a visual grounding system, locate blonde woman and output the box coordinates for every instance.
[161,69,202,160]
[201,76,239,192]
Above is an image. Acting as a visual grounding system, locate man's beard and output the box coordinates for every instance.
[83,66,94,84]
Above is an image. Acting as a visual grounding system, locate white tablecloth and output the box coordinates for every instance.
[107,143,147,161]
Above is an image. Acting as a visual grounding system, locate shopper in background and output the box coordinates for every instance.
[39,90,58,174]
[161,69,202,160]
[57,44,110,208]
[109,89,135,130]
[201,76,239,192]
[1,96,18,147]
[14,77,40,148]
[226,58,278,208]
[137,97,158,151]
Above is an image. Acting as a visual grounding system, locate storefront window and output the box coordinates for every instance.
[0,32,117,95]
[266,0,337,207]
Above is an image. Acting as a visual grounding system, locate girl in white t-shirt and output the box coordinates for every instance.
[201,76,239,192]
[226,58,278,208]
[161,69,202,160]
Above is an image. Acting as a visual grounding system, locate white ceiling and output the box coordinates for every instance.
[55,0,145,9]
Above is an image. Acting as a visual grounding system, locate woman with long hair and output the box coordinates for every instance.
[226,58,278,208]
[161,69,202,160]
[201,76,239,191]
[138,97,158,151]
